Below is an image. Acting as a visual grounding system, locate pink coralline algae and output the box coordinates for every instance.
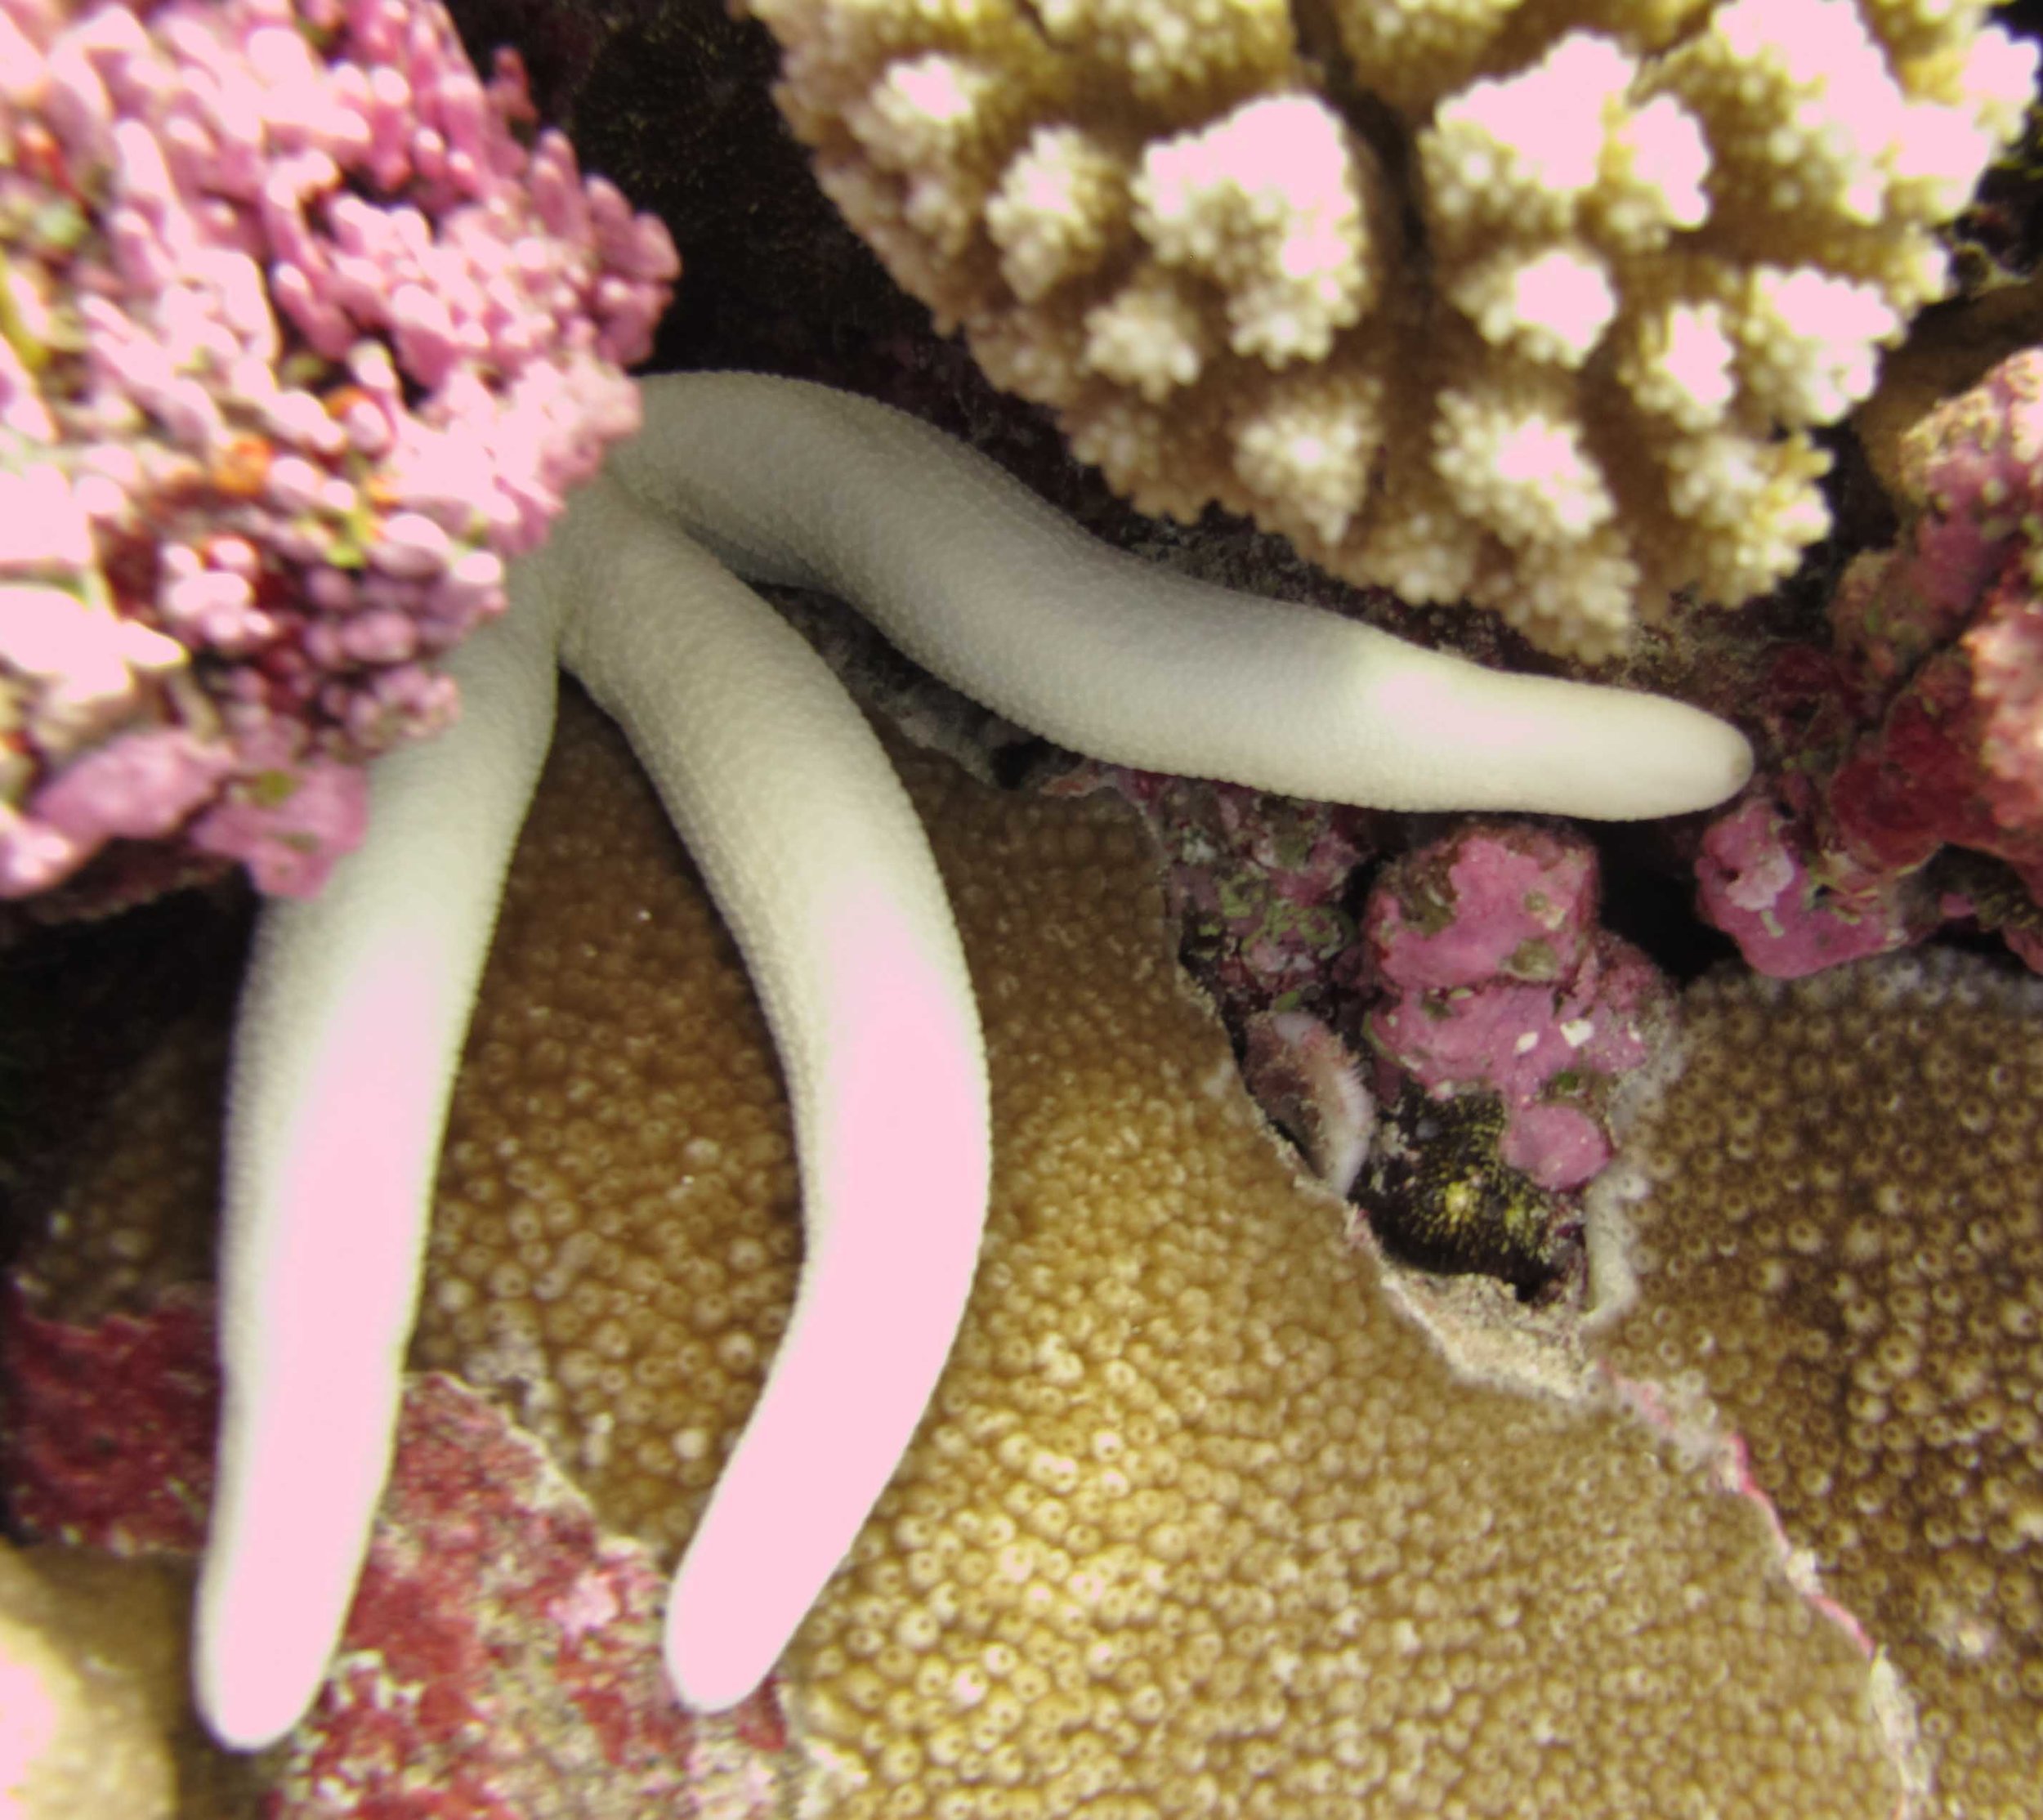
[0,1281,217,1553]
[1047,760,1381,1020]
[0,1286,791,1816]
[0,0,678,902]
[1042,768,1667,1201]
[1695,789,1935,980]
[1697,348,2043,976]
[1360,823,1673,1195]
[276,1377,786,1820]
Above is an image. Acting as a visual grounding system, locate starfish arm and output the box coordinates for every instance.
[196,582,564,1750]
[550,476,990,1711]
[609,373,1752,820]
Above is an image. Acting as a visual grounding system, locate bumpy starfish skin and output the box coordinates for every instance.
[195,373,1755,1750]
[199,593,569,1747]
[615,376,1755,818]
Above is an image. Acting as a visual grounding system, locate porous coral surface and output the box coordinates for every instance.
[7,689,1905,1814]
[747,0,2035,655]
[411,695,1897,1815]
[1598,950,2043,1817]
[412,691,804,1558]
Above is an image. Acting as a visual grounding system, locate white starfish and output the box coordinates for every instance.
[194,371,1753,1749]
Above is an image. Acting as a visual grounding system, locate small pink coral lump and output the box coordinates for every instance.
[0,0,677,901]
[1362,823,1671,1192]
[1694,791,1933,979]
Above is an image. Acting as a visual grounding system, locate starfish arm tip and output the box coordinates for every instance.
[663,1602,776,1715]
[1354,648,1758,818]
[615,376,1757,823]
[198,605,565,1751]
[194,1660,320,1754]
[192,1514,350,1750]
[551,476,994,1724]
[1558,684,1755,819]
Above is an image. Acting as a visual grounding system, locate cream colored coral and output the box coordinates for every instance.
[1597,951,2043,1819]
[0,1544,182,1820]
[749,0,2038,656]
[1130,94,1379,367]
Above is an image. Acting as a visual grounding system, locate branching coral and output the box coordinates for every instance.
[1597,949,2043,1816]
[0,0,677,902]
[749,0,2036,655]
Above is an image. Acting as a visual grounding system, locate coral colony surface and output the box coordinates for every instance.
[2,0,2043,1816]
[1593,951,2043,1818]
[10,698,1903,1816]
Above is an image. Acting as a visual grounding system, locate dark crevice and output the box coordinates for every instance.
[1289,0,1429,272]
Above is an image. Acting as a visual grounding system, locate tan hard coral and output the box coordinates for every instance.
[0,1541,183,1820]
[7,693,1907,1810]
[406,692,1902,1815]
[749,0,2036,656]
[411,692,805,1555]
[1596,950,2043,1818]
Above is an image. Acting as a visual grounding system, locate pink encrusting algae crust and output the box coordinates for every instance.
[1,1284,217,1554]
[6,693,1903,1813]
[1831,351,2043,881]
[1697,348,2043,977]
[270,1374,789,1820]
[0,0,677,903]
[1,1290,794,1817]
[1696,789,1934,980]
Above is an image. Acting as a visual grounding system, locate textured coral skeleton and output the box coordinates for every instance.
[751,0,2037,655]
[198,367,1755,1750]
[1594,949,2043,1814]
[7,695,1902,1813]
